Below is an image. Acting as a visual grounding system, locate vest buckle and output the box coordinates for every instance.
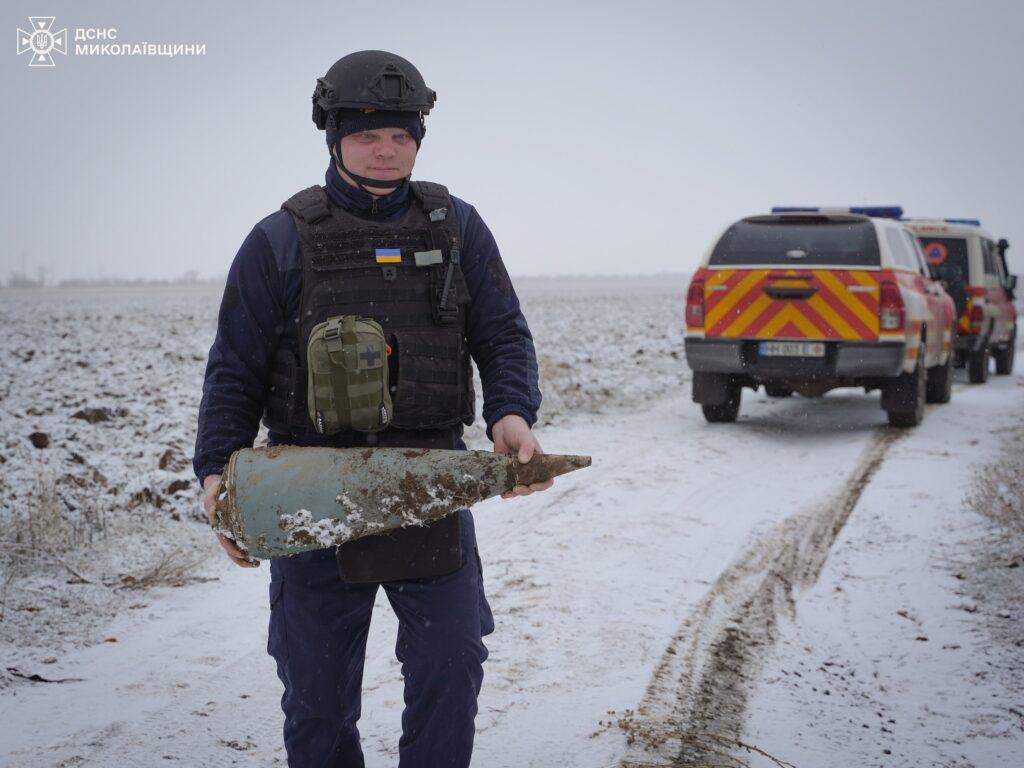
[433,302,459,325]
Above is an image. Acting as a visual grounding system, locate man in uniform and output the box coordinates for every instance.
[193,50,550,767]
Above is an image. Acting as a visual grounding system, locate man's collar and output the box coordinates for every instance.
[324,161,410,218]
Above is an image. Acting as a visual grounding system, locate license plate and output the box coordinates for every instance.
[759,341,825,357]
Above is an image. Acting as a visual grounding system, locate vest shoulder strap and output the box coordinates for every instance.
[282,185,331,224]
[409,181,452,217]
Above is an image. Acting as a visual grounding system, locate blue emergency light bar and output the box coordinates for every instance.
[944,218,981,226]
[771,206,904,219]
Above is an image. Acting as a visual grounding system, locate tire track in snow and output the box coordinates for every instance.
[617,426,906,767]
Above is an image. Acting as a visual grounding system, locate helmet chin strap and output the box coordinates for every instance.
[333,141,408,194]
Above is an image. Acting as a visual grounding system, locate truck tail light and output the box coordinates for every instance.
[686,279,705,327]
[879,281,904,331]
[969,300,985,332]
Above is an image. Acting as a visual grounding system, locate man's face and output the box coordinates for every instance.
[334,127,417,195]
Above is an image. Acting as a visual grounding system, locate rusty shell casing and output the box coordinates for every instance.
[213,446,591,560]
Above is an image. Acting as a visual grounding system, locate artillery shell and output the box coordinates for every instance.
[213,446,591,559]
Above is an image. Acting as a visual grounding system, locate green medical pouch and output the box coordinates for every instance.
[306,315,392,434]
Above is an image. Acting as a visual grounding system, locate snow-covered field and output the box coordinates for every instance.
[0,278,1021,768]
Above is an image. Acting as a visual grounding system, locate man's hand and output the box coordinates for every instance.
[203,474,260,568]
[491,414,554,499]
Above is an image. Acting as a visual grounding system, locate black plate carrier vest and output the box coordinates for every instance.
[263,181,475,437]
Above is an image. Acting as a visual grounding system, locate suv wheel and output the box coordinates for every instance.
[885,346,926,428]
[925,344,954,404]
[994,331,1016,375]
[968,345,990,383]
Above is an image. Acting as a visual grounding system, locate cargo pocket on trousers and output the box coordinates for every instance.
[267,579,289,664]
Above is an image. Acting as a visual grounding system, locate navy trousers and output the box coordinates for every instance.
[267,509,495,768]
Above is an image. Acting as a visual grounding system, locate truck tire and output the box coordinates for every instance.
[702,397,740,422]
[925,347,953,404]
[968,345,990,383]
[693,372,741,422]
[885,346,926,428]
[994,331,1016,375]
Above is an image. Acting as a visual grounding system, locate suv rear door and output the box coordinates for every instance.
[918,235,971,334]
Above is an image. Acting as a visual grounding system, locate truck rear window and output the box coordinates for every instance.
[710,220,880,267]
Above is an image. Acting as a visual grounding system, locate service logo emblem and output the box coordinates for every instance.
[16,17,67,67]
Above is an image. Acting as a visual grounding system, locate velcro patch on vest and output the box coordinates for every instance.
[374,248,402,264]
[414,250,443,267]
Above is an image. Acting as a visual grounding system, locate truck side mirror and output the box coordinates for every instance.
[997,238,1009,256]
[1008,274,1018,292]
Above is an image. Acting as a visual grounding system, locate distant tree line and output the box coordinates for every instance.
[3,269,226,288]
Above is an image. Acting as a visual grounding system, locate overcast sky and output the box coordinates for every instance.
[4,0,1023,282]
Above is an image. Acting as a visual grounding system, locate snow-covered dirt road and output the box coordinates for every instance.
[1,282,1021,768]
[617,367,1024,768]
[5,374,1020,767]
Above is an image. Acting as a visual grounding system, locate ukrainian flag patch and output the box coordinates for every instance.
[375,248,402,264]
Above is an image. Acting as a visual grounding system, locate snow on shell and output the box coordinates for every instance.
[278,508,353,548]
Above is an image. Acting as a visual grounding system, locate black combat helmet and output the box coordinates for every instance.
[314,51,436,193]
[313,50,436,132]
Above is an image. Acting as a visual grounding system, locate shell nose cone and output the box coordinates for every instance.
[513,453,592,486]
[559,454,592,471]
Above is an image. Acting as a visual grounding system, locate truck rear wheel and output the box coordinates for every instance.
[692,372,741,422]
[968,346,990,383]
[994,331,1016,375]
[764,385,793,398]
[702,394,741,423]
[884,347,926,428]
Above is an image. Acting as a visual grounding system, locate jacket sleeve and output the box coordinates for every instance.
[192,224,285,485]
[455,199,542,439]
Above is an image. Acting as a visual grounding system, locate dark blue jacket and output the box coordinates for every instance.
[193,163,541,484]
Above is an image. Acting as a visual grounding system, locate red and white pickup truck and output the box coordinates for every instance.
[684,207,957,427]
